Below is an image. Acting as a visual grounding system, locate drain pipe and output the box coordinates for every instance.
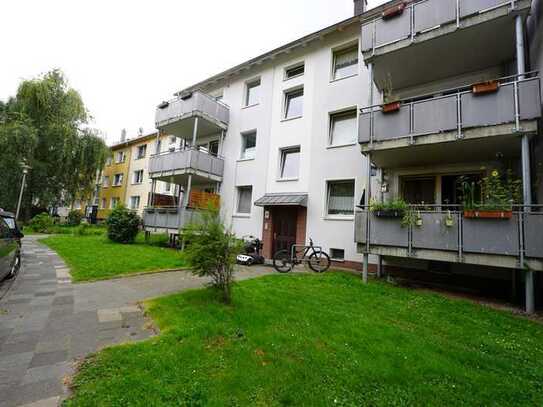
[515,15,534,314]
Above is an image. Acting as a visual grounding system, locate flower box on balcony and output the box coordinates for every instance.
[374,209,405,218]
[463,210,512,220]
[382,101,401,114]
[382,3,406,20]
[472,80,499,95]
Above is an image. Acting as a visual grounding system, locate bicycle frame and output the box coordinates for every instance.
[290,244,324,265]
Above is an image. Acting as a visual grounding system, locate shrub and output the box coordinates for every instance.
[183,208,243,304]
[28,212,54,233]
[67,210,83,226]
[105,205,140,243]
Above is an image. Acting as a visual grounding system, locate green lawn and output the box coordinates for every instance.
[66,272,543,406]
[41,234,186,282]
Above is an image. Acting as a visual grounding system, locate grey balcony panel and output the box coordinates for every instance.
[373,107,411,142]
[412,213,459,251]
[461,84,515,128]
[413,96,457,135]
[460,0,506,18]
[414,0,456,33]
[354,211,367,244]
[374,12,411,48]
[144,208,204,230]
[525,213,543,259]
[155,91,229,129]
[463,216,519,256]
[358,113,371,143]
[361,23,374,52]
[519,78,542,120]
[369,215,409,247]
[149,149,224,178]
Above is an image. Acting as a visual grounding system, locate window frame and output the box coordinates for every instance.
[328,107,359,148]
[331,42,360,82]
[236,185,253,215]
[283,87,304,120]
[325,178,356,219]
[110,197,120,209]
[115,151,125,164]
[240,131,257,161]
[278,146,301,181]
[113,173,123,187]
[244,78,261,107]
[133,169,144,184]
[102,175,110,188]
[136,144,147,159]
[129,195,141,210]
[284,62,305,81]
[329,248,345,262]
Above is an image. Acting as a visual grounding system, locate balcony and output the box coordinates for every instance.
[149,148,224,184]
[355,206,543,271]
[360,0,531,91]
[143,207,204,232]
[156,91,229,138]
[358,74,541,167]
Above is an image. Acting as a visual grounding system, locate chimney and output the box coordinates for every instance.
[354,0,368,15]
[138,127,144,136]
[120,128,127,143]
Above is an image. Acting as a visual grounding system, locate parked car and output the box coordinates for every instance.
[0,210,22,281]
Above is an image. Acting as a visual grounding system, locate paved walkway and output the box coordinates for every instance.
[0,236,272,406]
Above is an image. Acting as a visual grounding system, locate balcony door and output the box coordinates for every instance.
[401,177,436,205]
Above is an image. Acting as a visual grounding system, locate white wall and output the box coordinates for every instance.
[201,23,370,263]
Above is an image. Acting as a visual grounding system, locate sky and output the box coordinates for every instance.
[1,0,386,145]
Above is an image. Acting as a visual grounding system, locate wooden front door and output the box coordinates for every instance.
[273,207,297,255]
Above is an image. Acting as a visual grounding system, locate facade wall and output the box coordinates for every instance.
[98,146,131,220]
[196,23,370,264]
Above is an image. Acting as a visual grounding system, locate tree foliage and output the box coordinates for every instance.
[183,209,243,304]
[0,70,108,219]
[106,205,141,244]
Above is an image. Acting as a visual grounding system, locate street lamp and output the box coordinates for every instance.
[15,162,31,221]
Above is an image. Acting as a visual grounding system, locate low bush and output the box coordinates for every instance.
[67,210,83,226]
[105,205,141,244]
[27,212,55,233]
[74,224,106,236]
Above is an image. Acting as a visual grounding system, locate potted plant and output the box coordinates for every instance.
[459,170,522,219]
[369,198,408,218]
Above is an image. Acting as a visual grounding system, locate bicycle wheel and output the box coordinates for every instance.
[308,251,331,273]
[273,250,293,273]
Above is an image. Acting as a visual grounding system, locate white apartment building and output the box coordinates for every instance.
[144,6,381,267]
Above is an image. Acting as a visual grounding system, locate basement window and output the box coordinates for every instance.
[330,248,345,261]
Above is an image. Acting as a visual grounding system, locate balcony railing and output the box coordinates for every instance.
[361,0,522,54]
[143,207,204,231]
[149,148,225,179]
[355,205,543,264]
[155,90,230,129]
[359,73,541,145]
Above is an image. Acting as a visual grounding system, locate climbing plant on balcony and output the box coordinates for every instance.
[459,170,522,211]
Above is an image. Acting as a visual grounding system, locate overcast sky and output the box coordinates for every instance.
[1,0,386,145]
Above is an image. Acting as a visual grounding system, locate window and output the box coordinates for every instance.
[110,197,120,209]
[284,88,304,119]
[237,186,253,214]
[133,170,144,184]
[241,132,257,160]
[101,198,107,209]
[106,156,112,166]
[113,173,123,186]
[329,109,357,146]
[327,180,355,216]
[330,248,345,261]
[333,44,359,80]
[285,63,305,80]
[102,176,110,187]
[129,196,140,210]
[115,151,125,163]
[155,140,162,154]
[279,147,301,179]
[209,140,219,157]
[136,144,147,159]
[165,182,171,192]
[245,79,261,107]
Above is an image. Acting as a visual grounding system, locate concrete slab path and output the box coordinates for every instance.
[0,236,272,406]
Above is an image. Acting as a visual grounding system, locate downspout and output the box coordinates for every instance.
[516,15,534,314]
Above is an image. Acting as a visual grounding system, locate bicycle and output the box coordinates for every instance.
[273,238,331,273]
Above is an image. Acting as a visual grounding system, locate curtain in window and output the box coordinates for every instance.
[328,181,355,215]
[331,111,357,145]
[238,187,252,213]
[334,47,358,79]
